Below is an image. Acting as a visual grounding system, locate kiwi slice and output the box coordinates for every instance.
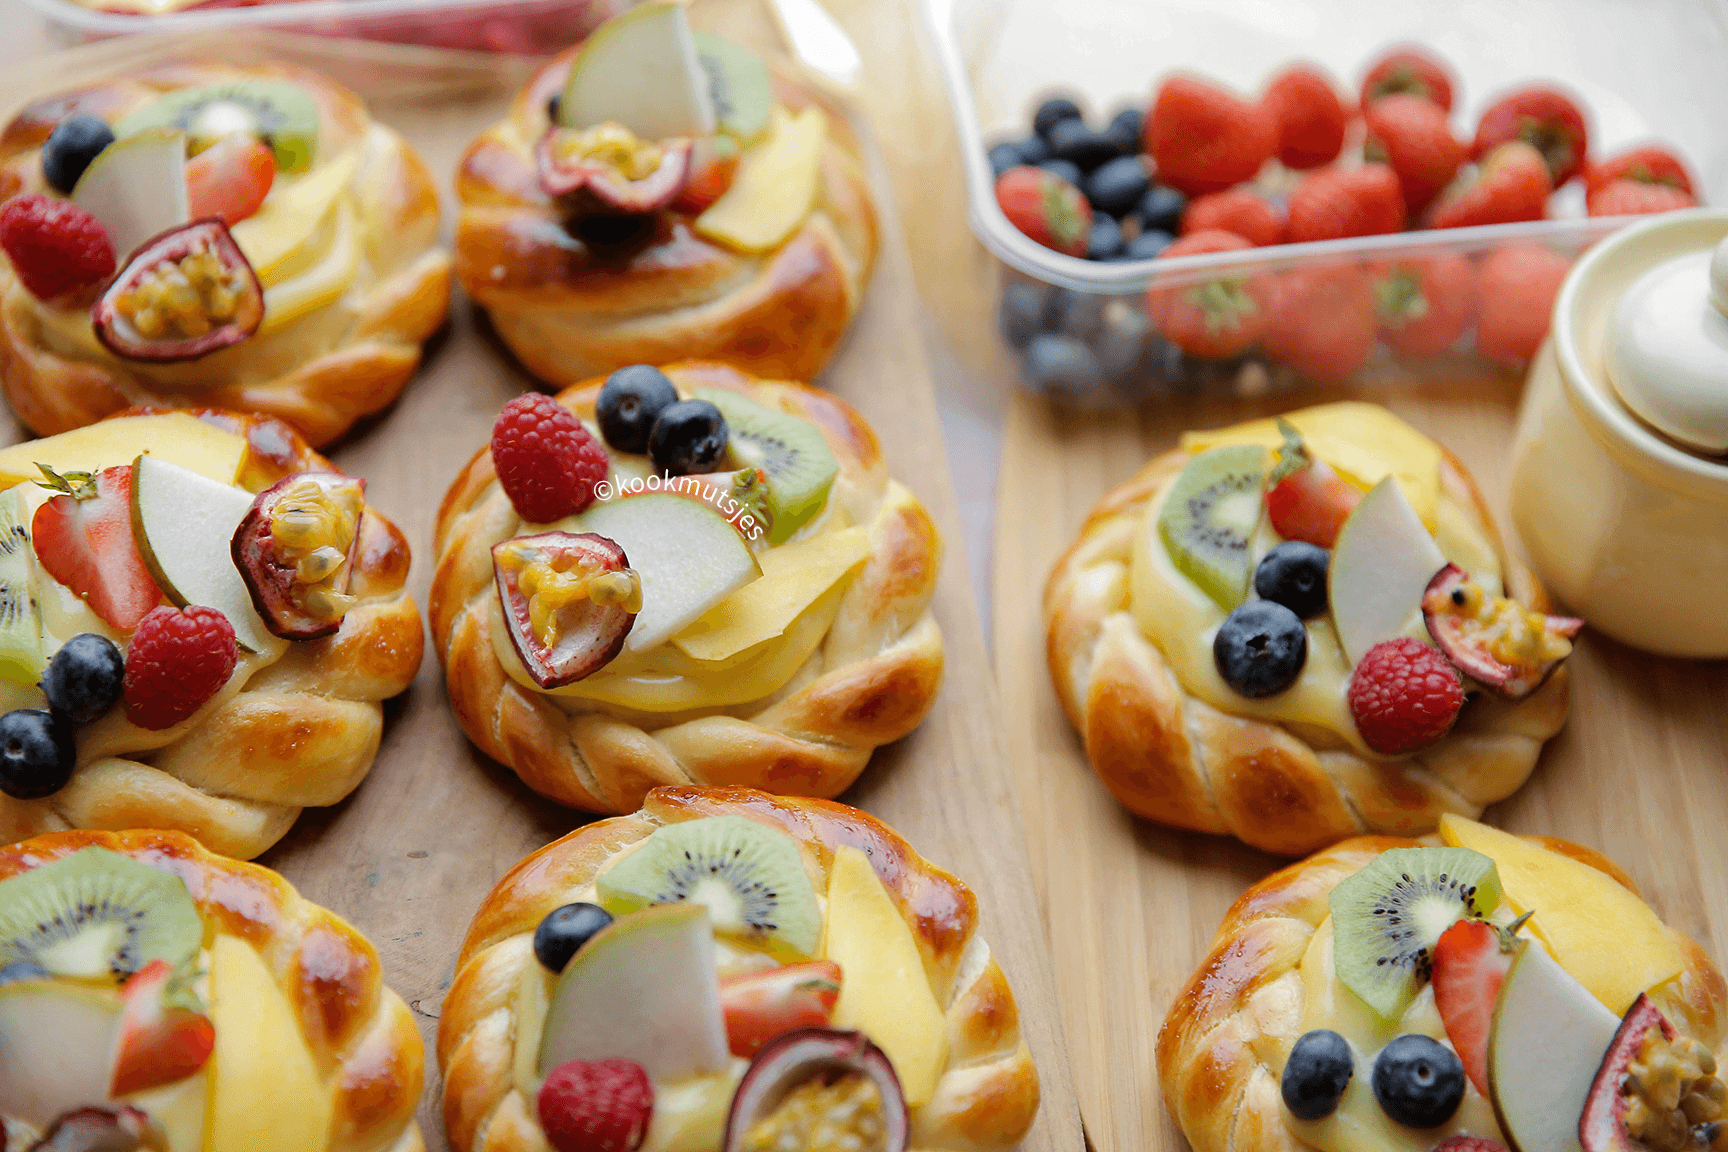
[597,816,820,957]
[695,32,774,144]
[694,388,838,545]
[1157,445,1267,611]
[0,847,203,982]
[116,80,319,174]
[1329,846,1503,1021]
[0,485,44,689]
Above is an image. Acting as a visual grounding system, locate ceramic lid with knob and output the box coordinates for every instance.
[1607,232,1728,455]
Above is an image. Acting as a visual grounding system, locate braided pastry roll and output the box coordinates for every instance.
[0,408,423,860]
[0,828,424,1152]
[437,785,1039,1152]
[0,60,453,447]
[1045,404,1571,856]
[431,361,941,813]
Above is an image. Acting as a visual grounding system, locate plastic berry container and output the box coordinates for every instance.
[921,0,1728,408]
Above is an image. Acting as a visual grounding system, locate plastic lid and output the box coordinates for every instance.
[1607,234,1728,454]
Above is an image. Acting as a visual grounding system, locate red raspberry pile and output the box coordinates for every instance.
[1347,637,1465,755]
[537,1058,653,1152]
[123,605,238,731]
[491,393,610,523]
[0,193,116,303]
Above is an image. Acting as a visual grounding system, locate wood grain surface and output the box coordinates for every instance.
[0,12,1083,1151]
[993,372,1728,1152]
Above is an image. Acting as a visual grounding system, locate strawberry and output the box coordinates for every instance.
[491,393,609,523]
[1286,164,1405,243]
[1586,144,1694,197]
[1476,243,1570,368]
[1261,65,1347,170]
[185,135,275,226]
[1144,75,1276,196]
[1181,189,1284,247]
[1262,264,1377,383]
[719,960,842,1057]
[109,958,215,1097]
[1432,913,1534,1095]
[994,166,1091,257]
[1347,636,1464,754]
[1364,94,1466,216]
[124,605,238,731]
[1265,421,1361,548]
[1145,229,1274,358]
[1360,46,1456,112]
[1471,86,1590,186]
[1428,141,1551,230]
[1587,179,1697,217]
[670,135,738,214]
[538,1058,653,1152]
[1372,252,1479,358]
[31,465,161,630]
[0,193,116,304]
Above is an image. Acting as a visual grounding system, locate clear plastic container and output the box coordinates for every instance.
[921,0,1728,408]
[21,0,621,54]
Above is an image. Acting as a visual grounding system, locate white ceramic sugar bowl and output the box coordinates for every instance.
[1509,210,1728,658]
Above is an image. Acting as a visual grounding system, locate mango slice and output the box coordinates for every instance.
[671,526,869,661]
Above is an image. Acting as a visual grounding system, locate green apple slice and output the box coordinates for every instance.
[557,1,717,139]
[0,979,122,1126]
[1329,476,1448,667]
[71,130,189,261]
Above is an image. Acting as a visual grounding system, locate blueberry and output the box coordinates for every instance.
[0,958,49,986]
[1282,1030,1353,1120]
[546,92,561,123]
[1033,97,1083,139]
[1014,134,1051,165]
[1088,215,1124,260]
[1115,230,1173,261]
[597,364,679,453]
[0,709,74,800]
[1254,542,1330,619]
[1055,290,1106,339]
[1037,158,1083,187]
[1093,300,1150,377]
[1138,184,1188,233]
[41,114,114,194]
[649,399,728,476]
[1086,156,1152,217]
[1022,333,1103,399]
[989,142,1027,179]
[533,902,613,972]
[1372,1035,1465,1129]
[1214,601,1307,698]
[1047,117,1121,171]
[1105,106,1145,153]
[999,282,1046,349]
[41,633,123,725]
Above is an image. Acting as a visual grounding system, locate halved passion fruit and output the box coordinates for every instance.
[536,122,693,214]
[26,1105,155,1151]
[1581,993,1726,1152]
[493,531,640,688]
[92,218,263,363]
[231,472,366,641]
[723,1028,909,1152]
[1422,563,1583,699]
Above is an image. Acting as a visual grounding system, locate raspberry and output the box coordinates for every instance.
[1348,638,1464,754]
[491,393,609,523]
[1433,1138,1509,1152]
[123,606,238,731]
[537,1058,653,1152]
[0,193,116,303]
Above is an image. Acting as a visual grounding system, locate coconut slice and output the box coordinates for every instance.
[722,1028,909,1152]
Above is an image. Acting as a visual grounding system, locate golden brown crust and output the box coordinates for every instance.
[436,785,1038,1151]
[1157,834,1728,1152]
[0,828,426,1152]
[0,60,452,447]
[454,49,877,386]
[0,408,423,860]
[1044,442,1571,857]
[430,362,942,814]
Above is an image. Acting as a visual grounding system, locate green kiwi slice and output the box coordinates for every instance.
[1156,444,1268,611]
[0,485,44,689]
[1329,845,1503,1021]
[116,80,319,173]
[694,388,838,545]
[596,815,820,957]
[0,847,203,981]
[695,33,773,144]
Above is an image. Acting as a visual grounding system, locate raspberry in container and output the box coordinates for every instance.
[922,0,1728,408]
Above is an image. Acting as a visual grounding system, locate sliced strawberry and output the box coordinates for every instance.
[1265,421,1361,548]
[31,465,161,630]
[185,135,275,227]
[1431,912,1532,1096]
[670,135,739,215]
[109,958,216,1097]
[719,960,842,1058]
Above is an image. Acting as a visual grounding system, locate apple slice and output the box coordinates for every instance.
[129,455,285,657]
[0,978,122,1126]
[1329,476,1448,667]
[1487,941,1621,1152]
[557,1,716,140]
[573,493,760,653]
[538,902,730,1083]
[70,130,189,261]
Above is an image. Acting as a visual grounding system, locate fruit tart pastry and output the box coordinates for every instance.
[431,362,940,813]
[454,2,877,387]
[0,408,422,859]
[1160,815,1728,1152]
[1045,403,1577,856]
[438,785,1039,1152]
[0,60,453,445]
[0,828,424,1152]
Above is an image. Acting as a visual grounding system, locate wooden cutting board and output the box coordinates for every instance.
[993,373,1728,1152]
[0,14,1083,1151]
